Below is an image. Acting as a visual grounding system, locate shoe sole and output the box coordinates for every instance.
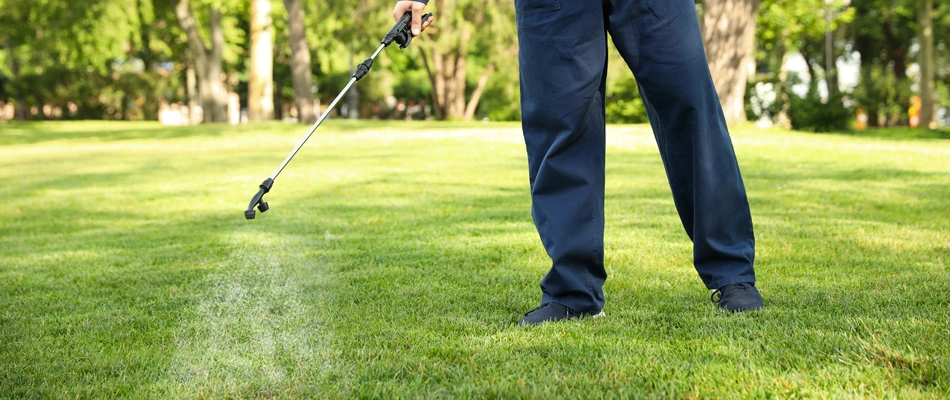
[518,310,606,326]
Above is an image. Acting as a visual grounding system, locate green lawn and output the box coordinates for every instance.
[1,120,948,398]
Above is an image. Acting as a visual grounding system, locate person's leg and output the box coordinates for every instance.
[516,0,608,314]
[605,0,757,290]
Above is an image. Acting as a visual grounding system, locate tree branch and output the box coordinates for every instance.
[463,62,494,121]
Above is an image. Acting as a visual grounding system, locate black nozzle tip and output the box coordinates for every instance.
[245,209,256,219]
[258,201,269,213]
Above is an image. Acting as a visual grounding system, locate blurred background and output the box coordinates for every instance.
[0,0,946,131]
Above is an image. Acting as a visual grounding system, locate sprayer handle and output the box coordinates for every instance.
[383,12,432,49]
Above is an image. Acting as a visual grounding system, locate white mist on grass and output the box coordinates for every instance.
[166,232,331,396]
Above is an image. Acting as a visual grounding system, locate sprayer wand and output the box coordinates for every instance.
[245,12,432,220]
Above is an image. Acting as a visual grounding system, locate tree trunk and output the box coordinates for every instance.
[136,0,153,72]
[421,48,445,120]
[249,0,274,121]
[451,30,470,119]
[135,0,160,121]
[701,0,760,126]
[187,65,198,124]
[774,50,792,129]
[11,54,26,121]
[416,0,505,121]
[175,0,228,123]
[419,0,473,121]
[799,46,819,95]
[463,63,495,121]
[854,26,882,127]
[5,37,27,121]
[823,2,838,99]
[422,34,471,120]
[208,8,228,122]
[918,0,935,128]
[282,0,315,124]
[882,23,907,79]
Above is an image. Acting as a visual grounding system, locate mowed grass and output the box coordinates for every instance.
[1,120,948,398]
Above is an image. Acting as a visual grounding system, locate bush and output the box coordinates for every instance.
[851,65,913,127]
[477,77,521,122]
[745,78,788,125]
[606,75,648,124]
[788,89,852,132]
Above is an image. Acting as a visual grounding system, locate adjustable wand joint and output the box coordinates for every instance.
[353,58,375,81]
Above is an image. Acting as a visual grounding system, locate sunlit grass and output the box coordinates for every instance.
[1,120,948,398]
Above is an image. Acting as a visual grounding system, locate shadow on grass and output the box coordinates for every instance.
[0,121,246,145]
[0,207,238,397]
[0,120,521,146]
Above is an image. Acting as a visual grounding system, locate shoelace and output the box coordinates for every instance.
[710,282,751,303]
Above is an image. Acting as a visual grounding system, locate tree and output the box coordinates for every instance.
[936,1,950,125]
[753,0,855,130]
[175,0,229,123]
[416,0,515,121]
[851,0,917,126]
[918,0,935,128]
[281,0,315,124]
[248,0,274,121]
[0,0,180,120]
[700,0,761,126]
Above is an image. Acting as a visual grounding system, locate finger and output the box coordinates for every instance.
[392,1,412,21]
[421,15,434,30]
[410,7,423,36]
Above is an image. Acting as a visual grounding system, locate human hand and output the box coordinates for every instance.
[392,1,433,36]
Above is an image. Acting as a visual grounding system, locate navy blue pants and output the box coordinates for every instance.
[516,0,756,314]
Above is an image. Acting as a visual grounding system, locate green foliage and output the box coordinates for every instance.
[604,41,647,124]
[400,0,517,120]
[1,0,946,125]
[744,78,781,124]
[751,0,943,131]
[182,0,247,66]
[755,0,856,85]
[477,76,520,122]
[850,0,918,126]
[757,0,854,56]
[937,80,950,123]
[0,0,184,119]
[392,69,432,102]
[788,88,852,132]
[852,65,914,127]
[605,75,648,124]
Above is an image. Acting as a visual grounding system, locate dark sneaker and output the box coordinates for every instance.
[518,302,605,326]
[711,282,764,312]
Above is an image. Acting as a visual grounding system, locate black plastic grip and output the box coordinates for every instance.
[383,12,432,49]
